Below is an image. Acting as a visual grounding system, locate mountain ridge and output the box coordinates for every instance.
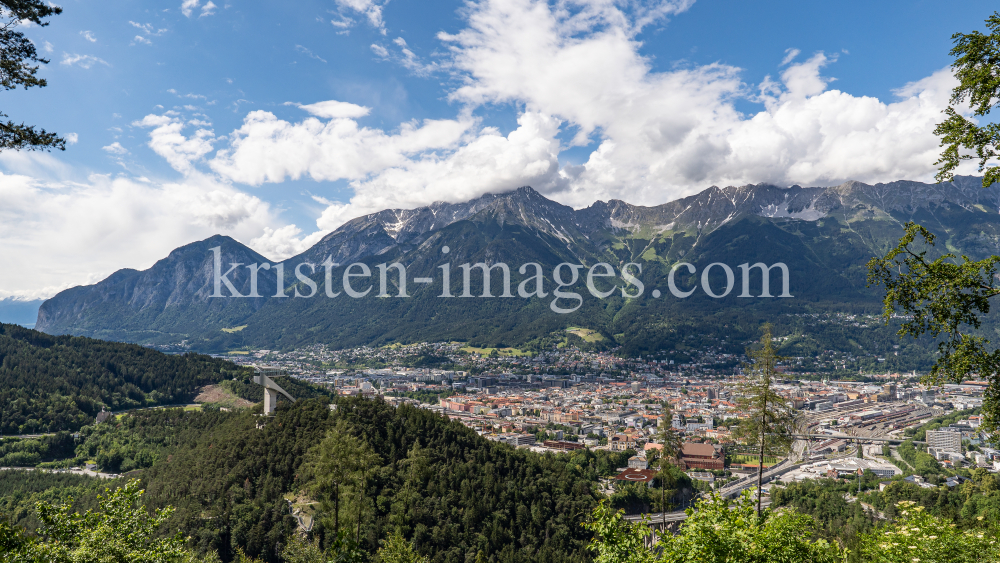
[35,176,1000,354]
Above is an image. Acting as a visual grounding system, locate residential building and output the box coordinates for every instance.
[628,455,648,470]
[678,442,724,471]
[504,434,536,447]
[926,428,962,453]
[610,434,639,452]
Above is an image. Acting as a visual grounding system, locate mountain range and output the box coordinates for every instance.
[34,176,1000,357]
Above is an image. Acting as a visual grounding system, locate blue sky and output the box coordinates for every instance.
[1,0,996,300]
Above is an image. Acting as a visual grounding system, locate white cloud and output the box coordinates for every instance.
[373,37,439,75]
[181,0,200,17]
[781,48,800,66]
[334,0,386,32]
[9,0,979,299]
[80,30,96,42]
[179,0,216,17]
[0,171,280,299]
[331,17,353,28]
[292,100,370,119]
[102,142,128,155]
[295,45,327,64]
[208,104,472,185]
[42,41,53,53]
[130,21,167,37]
[250,224,327,261]
[60,53,109,69]
[418,0,971,208]
[133,114,216,174]
[189,0,974,245]
[132,35,152,45]
[315,111,564,229]
[65,133,78,145]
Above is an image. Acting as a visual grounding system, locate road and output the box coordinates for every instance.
[890,446,915,472]
[0,466,120,479]
[625,500,773,525]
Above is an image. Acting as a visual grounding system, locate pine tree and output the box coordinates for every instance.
[653,401,682,526]
[732,324,797,518]
[0,0,66,151]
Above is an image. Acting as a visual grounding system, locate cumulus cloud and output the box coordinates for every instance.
[208,104,472,185]
[419,0,971,208]
[102,142,128,155]
[180,0,215,17]
[315,112,564,228]
[183,0,974,252]
[11,0,979,297]
[133,114,216,174]
[65,133,78,145]
[80,30,96,42]
[334,0,387,32]
[60,53,109,69]
[181,0,199,17]
[0,171,280,299]
[250,225,327,261]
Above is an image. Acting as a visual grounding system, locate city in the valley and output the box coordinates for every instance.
[221,338,995,494]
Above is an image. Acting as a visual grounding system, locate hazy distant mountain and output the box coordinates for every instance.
[35,176,1000,355]
[0,298,44,328]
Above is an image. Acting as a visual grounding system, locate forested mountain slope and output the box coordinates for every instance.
[0,323,240,434]
[1,397,635,563]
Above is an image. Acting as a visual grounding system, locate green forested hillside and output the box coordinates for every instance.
[0,323,241,434]
[0,397,635,563]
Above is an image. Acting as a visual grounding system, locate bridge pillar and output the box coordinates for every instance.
[253,367,296,416]
[264,387,280,415]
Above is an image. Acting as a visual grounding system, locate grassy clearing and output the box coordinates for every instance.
[729,454,779,467]
[566,327,604,342]
[221,325,248,333]
[460,346,529,357]
[227,350,250,355]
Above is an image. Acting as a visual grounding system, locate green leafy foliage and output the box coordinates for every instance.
[582,501,656,563]
[770,476,881,552]
[872,469,1000,526]
[853,501,1000,563]
[376,530,429,563]
[1,479,208,563]
[867,223,1000,432]
[934,11,1000,187]
[584,491,839,563]
[660,492,841,563]
[0,432,75,466]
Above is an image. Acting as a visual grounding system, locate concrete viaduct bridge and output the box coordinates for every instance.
[252,366,296,415]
